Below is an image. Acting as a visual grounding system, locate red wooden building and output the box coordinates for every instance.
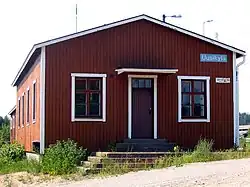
[10,14,246,153]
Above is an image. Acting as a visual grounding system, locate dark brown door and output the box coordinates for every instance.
[132,78,153,138]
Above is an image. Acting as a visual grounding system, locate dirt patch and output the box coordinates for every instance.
[0,172,87,187]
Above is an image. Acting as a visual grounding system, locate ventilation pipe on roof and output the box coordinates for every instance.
[162,14,166,22]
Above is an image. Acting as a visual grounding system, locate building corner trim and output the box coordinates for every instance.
[40,46,46,154]
[233,52,238,147]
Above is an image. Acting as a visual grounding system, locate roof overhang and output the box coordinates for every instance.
[8,106,16,116]
[115,68,178,75]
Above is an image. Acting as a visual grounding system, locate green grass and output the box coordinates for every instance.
[95,138,250,176]
[0,159,41,175]
[2,138,250,180]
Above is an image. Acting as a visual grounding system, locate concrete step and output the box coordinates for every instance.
[123,139,168,143]
[116,147,174,152]
[116,142,176,152]
[95,152,181,158]
[116,142,175,148]
[84,157,159,169]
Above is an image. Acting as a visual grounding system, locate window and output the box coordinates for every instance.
[71,73,107,122]
[177,76,210,122]
[32,81,36,122]
[22,94,25,126]
[27,88,30,124]
[18,97,20,127]
[132,78,152,88]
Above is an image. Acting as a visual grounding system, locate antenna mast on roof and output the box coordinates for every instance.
[75,4,78,32]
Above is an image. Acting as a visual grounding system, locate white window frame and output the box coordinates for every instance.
[21,92,25,127]
[18,97,20,128]
[26,87,30,125]
[32,80,36,124]
[12,115,15,129]
[177,76,210,123]
[71,73,107,122]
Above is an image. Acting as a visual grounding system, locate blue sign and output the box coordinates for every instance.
[200,54,227,63]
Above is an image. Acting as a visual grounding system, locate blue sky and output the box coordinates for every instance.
[0,0,249,116]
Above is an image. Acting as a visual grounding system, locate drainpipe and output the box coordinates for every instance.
[235,55,246,146]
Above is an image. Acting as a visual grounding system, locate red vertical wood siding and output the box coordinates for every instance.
[15,56,41,151]
[45,20,233,151]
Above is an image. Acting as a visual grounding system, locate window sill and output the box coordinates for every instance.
[27,123,30,126]
[32,120,36,124]
[21,125,24,128]
[179,118,210,123]
[72,118,105,122]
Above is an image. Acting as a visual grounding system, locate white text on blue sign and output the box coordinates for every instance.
[200,54,227,63]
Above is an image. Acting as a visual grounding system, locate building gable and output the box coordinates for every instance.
[12,14,246,86]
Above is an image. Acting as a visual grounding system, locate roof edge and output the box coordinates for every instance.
[11,14,246,87]
[8,105,16,115]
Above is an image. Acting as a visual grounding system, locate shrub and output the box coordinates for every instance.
[41,139,87,175]
[0,141,25,162]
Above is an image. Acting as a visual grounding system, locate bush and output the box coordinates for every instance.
[41,139,87,175]
[0,141,25,162]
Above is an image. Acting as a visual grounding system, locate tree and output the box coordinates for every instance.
[239,112,250,125]
[0,116,11,146]
[3,116,10,126]
[0,116,3,127]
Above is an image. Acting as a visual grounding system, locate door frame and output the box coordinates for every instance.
[128,74,158,139]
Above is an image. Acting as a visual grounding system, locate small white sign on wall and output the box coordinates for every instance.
[216,77,230,83]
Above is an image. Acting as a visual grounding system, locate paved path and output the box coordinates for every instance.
[55,158,250,187]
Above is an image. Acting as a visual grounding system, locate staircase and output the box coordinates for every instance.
[81,151,182,174]
[80,139,178,173]
[116,139,176,152]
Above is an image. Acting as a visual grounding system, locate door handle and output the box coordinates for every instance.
[148,108,152,114]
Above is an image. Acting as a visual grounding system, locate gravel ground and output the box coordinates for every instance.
[55,158,250,187]
[2,158,250,187]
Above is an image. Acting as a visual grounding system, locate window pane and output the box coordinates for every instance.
[27,90,29,123]
[75,104,86,117]
[145,79,152,88]
[182,105,192,117]
[75,78,86,91]
[33,83,36,120]
[138,79,145,88]
[75,93,86,117]
[194,95,205,105]
[89,103,100,116]
[132,79,139,88]
[182,94,191,105]
[194,81,204,92]
[90,93,100,104]
[194,105,205,117]
[75,93,86,103]
[181,81,191,92]
[89,79,100,90]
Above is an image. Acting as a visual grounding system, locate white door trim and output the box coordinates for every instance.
[128,74,158,139]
